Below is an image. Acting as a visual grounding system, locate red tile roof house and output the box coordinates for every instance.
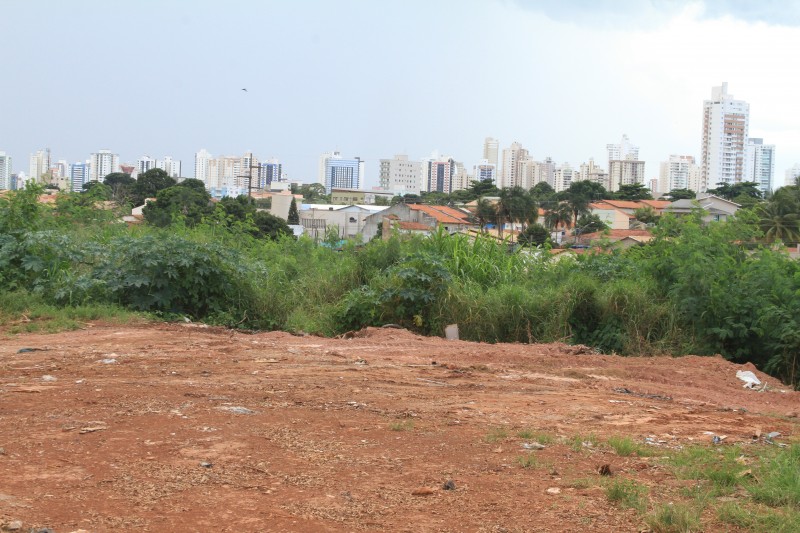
[362,203,475,242]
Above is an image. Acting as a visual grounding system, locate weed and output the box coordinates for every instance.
[607,435,651,457]
[605,478,647,512]
[484,427,508,443]
[747,443,800,507]
[518,454,538,468]
[667,445,750,495]
[569,434,599,452]
[516,429,554,444]
[388,420,414,432]
[718,502,800,533]
[644,503,700,533]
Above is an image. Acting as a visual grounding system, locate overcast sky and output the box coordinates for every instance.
[3,0,800,188]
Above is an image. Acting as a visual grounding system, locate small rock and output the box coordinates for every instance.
[766,431,781,439]
[0,447,5,455]
[546,487,561,495]
[3,520,22,531]
[99,358,117,364]
[41,375,57,382]
[218,406,255,415]
[598,464,612,476]
[30,528,55,533]
[522,442,546,450]
[442,480,456,491]
[411,487,436,496]
[200,461,213,468]
[354,358,368,366]
[16,348,41,353]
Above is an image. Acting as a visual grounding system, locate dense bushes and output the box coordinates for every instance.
[2,185,800,387]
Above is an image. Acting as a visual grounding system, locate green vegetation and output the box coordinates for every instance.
[517,454,539,468]
[605,478,648,512]
[607,436,651,457]
[2,178,800,388]
[388,420,414,431]
[644,503,701,533]
[484,427,508,443]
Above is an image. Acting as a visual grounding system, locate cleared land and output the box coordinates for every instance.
[0,323,797,532]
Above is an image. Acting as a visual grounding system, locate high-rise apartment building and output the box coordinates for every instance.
[607,135,638,166]
[195,149,212,183]
[29,148,51,182]
[553,163,576,192]
[745,138,775,194]
[533,157,555,188]
[607,135,645,191]
[483,137,499,169]
[137,156,157,175]
[379,154,421,195]
[70,162,90,192]
[258,159,282,189]
[659,155,697,193]
[500,142,529,188]
[578,159,609,190]
[701,82,749,192]
[157,156,182,178]
[609,160,646,191]
[785,164,800,187]
[426,158,455,193]
[0,152,12,190]
[473,159,497,184]
[319,152,363,193]
[89,150,120,182]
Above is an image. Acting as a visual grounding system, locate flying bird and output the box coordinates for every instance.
[241,88,248,92]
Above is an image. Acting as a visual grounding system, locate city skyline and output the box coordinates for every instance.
[3,1,800,189]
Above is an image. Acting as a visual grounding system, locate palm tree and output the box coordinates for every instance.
[544,203,573,231]
[757,201,800,244]
[475,197,497,233]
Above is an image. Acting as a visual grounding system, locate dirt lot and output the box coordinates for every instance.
[0,323,797,532]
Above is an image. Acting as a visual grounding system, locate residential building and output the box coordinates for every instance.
[194,149,211,183]
[89,149,120,183]
[69,162,90,192]
[319,151,363,194]
[666,193,740,223]
[157,156,182,178]
[29,148,51,182]
[607,134,639,167]
[0,152,12,190]
[578,159,609,190]
[745,138,775,195]
[785,163,800,187]
[378,154,421,195]
[533,157,555,187]
[659,155,697,193]
[608,159,646,191]
[426,158,455,193]
[361,203,474,242]
[300,203,387,241]
[137,156,157,175]
[500,141,529,188]
[701,82,749,191]
[553,163,576,192]
[258,158,282,189]
[450,160,470,192]
[483,137,499,169]
[473,159,497,184]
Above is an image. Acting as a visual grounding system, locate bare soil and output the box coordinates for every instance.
[0,323,797,532]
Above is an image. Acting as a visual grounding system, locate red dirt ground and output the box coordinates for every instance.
[0,323,797,532]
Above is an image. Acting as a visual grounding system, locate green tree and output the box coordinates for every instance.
[467,178,500,199]
[665,188,696,200]
[475,197,498,232]
[142,182,213,227]
[544,203,573,230]
[287,198,300,224]
[517,223,550,247]
[612,183,653,201]
[252,211,291,240]
[103,172,136,204]
[575,213,608,235]
[757,201,800,244]
[132,168,176,206]
[558,181,604,226]
[708,181,762,201]
[530,182,556,207]
[292,183,329,203]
